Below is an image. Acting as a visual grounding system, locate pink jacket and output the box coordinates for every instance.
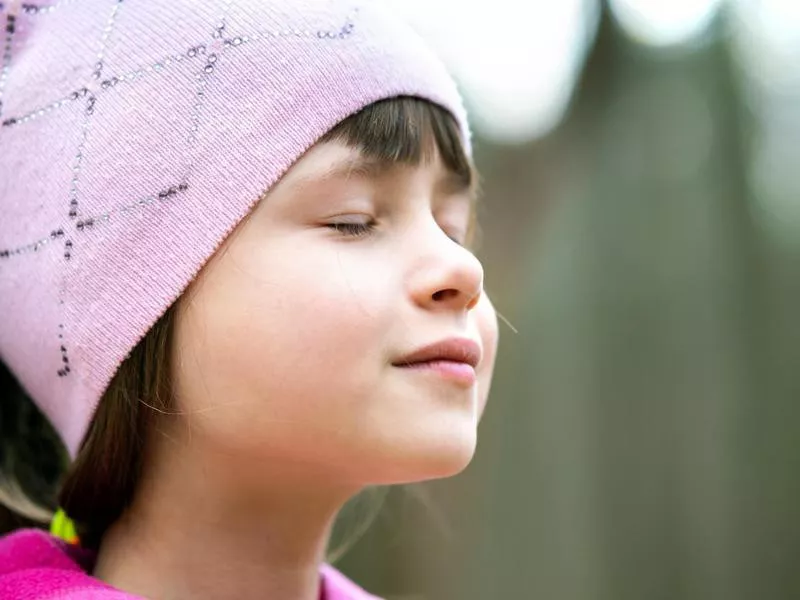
[0,529,381,600]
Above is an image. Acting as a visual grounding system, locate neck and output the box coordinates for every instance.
[93,436,359,600]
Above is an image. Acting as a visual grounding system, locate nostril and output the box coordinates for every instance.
[432,289,457,302]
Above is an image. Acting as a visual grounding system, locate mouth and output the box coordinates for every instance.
[392,338,481,386]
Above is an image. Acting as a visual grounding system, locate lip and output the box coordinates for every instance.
[392,338,482,369]
[392,338,481,387]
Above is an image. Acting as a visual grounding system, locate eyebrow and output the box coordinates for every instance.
[298,155,474,198]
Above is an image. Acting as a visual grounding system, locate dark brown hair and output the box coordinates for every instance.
[1,96,476,553]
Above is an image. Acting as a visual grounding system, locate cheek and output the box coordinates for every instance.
[172,239,394,446]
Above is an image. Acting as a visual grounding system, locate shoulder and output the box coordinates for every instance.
[0,529,79,575]
[0,529,141,600]
[320,563,384,600]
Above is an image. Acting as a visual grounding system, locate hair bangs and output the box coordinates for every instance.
[320,96,474,195]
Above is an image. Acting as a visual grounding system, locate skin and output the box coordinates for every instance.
[94,140,499,600]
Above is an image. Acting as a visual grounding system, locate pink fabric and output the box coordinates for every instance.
[0,0,470,457]
[0,529,382,599]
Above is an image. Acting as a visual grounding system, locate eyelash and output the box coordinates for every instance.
[326,220,466,246]
[327,221,376,238]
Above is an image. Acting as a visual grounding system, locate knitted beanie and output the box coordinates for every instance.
[0,0,470,457]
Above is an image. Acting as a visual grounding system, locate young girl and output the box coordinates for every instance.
[0,0,498,598]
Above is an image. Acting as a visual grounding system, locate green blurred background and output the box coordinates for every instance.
[336,1,800,598]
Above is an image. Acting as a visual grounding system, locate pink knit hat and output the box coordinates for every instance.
[0,0,470,457]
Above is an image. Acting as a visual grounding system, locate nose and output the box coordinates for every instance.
[409,223,484,313]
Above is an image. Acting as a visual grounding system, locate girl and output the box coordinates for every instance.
[0,0,499,598]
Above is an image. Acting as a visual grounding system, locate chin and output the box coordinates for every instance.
[370,427,479,485]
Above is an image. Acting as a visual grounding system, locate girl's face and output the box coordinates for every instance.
[171,140,498,487]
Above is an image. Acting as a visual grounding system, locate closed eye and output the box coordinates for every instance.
[326,221,376,238]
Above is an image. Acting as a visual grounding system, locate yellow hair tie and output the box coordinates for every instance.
[50,508,80,545]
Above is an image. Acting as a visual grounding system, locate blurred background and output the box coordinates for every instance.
[334,0,800,598]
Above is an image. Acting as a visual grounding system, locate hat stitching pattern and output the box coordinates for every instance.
[0,0,359,381]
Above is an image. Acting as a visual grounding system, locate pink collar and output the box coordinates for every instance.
[0,529,381,600]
